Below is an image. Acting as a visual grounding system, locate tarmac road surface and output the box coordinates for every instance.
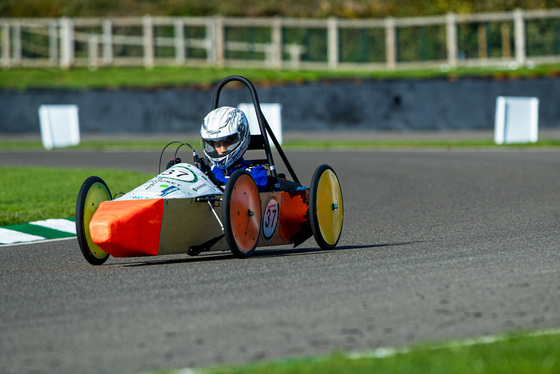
[1,148,559,374]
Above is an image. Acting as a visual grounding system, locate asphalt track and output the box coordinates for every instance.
[1,148,560,374]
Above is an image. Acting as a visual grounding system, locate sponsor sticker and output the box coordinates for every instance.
[159,186,180,197]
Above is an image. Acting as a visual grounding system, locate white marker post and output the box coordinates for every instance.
[38,105,81,150]
[494,96,539,145]
[238,103,283,146]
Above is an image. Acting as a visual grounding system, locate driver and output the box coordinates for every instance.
[201,106,268,192]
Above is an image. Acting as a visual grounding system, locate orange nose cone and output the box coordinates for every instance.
[89,199,164,257]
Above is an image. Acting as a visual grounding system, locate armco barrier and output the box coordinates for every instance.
[1,77,560,134]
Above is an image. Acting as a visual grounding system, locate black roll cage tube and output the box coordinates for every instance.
[211,75,300,190]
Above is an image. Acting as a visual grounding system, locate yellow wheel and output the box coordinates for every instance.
[76,176,112,265]
[309,165,343,250]
[223,170,262,258]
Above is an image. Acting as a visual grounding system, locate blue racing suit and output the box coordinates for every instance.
[210,158,268,192]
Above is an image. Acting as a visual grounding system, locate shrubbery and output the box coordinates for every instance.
[2,0,560,18]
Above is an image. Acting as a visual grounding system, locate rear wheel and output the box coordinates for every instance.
[222,170,262,258]
[76,176,112,265]
[309,165,343,250]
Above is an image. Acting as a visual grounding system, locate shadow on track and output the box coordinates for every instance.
[116,241,419,268]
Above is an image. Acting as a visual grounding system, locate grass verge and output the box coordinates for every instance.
[282,138,560,149]
[2,64,560,90]
[0,166,153,226]
[156,330,560,374]
[0,139,201,150]
[2,138,560,151]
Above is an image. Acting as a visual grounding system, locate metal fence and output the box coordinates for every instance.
[2,8,560,70]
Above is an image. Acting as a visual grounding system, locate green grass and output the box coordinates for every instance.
[2,64,560,90]
[283,138,560,149]
[154,331,560,374]
[2,138,560,151]
[0,166,153,226]
[0,138,199,150]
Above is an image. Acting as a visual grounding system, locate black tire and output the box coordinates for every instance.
[76,176,112,265]
[222,170,262,258]
[309,164,344,250]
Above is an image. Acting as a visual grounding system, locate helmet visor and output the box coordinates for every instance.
[202,134,241,159]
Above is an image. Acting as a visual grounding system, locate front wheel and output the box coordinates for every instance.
[76,176,112,265]
[222,170,262,258]
[309,164,344,250]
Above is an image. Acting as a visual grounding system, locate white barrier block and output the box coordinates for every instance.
[38,105,81,150]
[238,103,283,146]
[494,96,539,145]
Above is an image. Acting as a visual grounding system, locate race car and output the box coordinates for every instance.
[75,75,343,265]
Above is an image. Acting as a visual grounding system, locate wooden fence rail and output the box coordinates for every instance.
[2,8,560,70]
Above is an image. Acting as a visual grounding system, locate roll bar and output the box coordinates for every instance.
[211,75,300,189]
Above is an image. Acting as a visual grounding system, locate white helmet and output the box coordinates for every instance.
[200,106,250,170]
